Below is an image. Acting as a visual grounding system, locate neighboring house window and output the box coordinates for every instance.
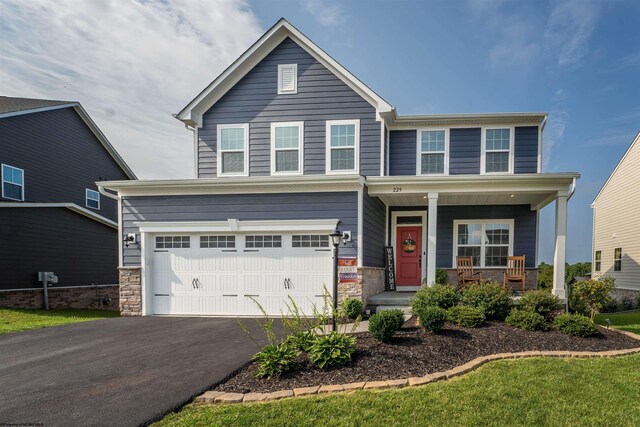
[326,119,360,174]
[1,164,24,201]
[614,247,622,272]
[482,128,513,174]
[418,129,448,175]
[200,235,235,248]
[453,220,514,267]
[271,122,304,175]
[86,189,100,209]
[292,234,330,248]
[594,250,601,272]
[245,235,282,248]
[277,64,297,94]
[155,236,190,249]
[217,124,249,177]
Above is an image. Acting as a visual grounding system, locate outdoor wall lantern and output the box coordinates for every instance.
[123,233,136,248]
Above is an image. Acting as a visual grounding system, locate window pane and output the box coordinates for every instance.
[87,199,99,209]
[3,183,22,200]
[458,246,481,267]
[421,130,445,152]
[330,124,355,147]
[486,128,510,150]
[331,148,355,170]
[485,246,509,267]
[595,250,601,261]
[275,126,299,149]
[222,152,244,173]
[458,224,482,245]
[486,151,509,173]
[485,223,510,245]
[275,150,299,172]
[421,153,444,174]
[220,128,245,150]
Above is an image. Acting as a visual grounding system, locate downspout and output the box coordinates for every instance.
[183,123,197,178]
[97,185,119,200]
[567,176,577,201]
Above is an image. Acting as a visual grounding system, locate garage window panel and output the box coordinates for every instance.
[292,234,330,248]
[156,236,190,249]
[200,235,236,248]
[245,235,283,248]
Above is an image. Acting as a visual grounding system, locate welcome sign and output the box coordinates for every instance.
[384,246,396,291]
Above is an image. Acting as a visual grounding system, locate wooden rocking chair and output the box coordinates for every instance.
[456,256,482,288]
[504,255,526,292]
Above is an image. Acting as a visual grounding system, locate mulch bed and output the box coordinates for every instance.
[214,321,639,394]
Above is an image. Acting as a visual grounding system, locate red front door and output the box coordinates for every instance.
[396,226,422,287]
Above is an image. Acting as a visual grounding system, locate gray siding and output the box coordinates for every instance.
[0,108,131,221]
[199,37,380,178]
[362,186,386,267]
[122,192,359,266]
[514,126,539,173]
[449,128,481,175]
[388,130,416,175]
[0,208,118,290]
[436,205,537,268]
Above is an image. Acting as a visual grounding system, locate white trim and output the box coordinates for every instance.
[592,131,640,204]
[537,122,543,173]
[426,193,438,285]
[452,219,515,268]
[118,196,124,268]
[277,63,298,94]
[270,121,304,176]
[416,128,449,176]
[217,123,249,177]
[535,209,540,266]
[134,219,340,234]
[379,119,385,176]
[384,112,547,130]
[0,103,78,119]
[481,126,515,175]
[357,186,364,267]
[326,119,360,175]
[385,127,390,176]
[1,163,24,201]
[391,210,428,284]
[0,202,117,228]
[85,188,101,210]
[194,126,199,178]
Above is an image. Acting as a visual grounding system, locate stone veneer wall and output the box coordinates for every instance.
[0,285,119,310]
[119,267,142,316]
[611,288,640,308]
[445,268,538,291]
[338,267,385,308]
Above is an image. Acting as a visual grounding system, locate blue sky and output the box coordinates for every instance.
[1,0,638,265]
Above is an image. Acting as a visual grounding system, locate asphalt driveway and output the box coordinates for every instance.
[0,316,276,426]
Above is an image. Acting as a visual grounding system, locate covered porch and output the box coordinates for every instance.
[365,173,579,299]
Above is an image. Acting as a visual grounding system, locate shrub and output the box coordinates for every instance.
[446,305,485,327]
[621,297,634,311]
[309,332,357,369]
[416,306,447,332]
[571,277,616,321]
[553,313,599,337]
[253,341,301,379]
[518,290,560,320]
[411,285,460,312]
[435,268,449,285]
[286,330,316,352]
[505,308,548,331]
[568,287,590,316]
[601,298,621,313]
[341,298,363,321]
[368,309,405,342]
[460,281,512,320]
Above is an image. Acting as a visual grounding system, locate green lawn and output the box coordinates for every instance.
[0,308,119,334]
[596,310,640,334]
[155,355,640,427]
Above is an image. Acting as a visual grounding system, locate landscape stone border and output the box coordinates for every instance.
[194,327,640,406]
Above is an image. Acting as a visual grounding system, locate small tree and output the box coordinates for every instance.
[571,277,615,321]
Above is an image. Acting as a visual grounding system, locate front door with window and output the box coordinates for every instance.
[395,226,422,287]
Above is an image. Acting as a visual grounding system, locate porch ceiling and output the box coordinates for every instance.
[377,192,554,209]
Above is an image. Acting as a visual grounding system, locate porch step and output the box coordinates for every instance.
[367,291,416,306]
[373,305,412,314]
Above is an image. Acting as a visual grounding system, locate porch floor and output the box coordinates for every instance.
[367,291,416,307]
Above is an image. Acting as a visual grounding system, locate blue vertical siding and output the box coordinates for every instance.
[362,186,386,267]
[515,126,539,173]
[388,130,416,175]
[449,128,481,175]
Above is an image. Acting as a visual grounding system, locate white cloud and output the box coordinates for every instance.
[0,0,263,179]
[543,111,569,171]
[302,0,345,27]
[544,0,601,66]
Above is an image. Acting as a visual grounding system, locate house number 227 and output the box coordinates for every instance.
[393,187,402,193]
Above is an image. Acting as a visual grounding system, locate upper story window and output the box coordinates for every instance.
[271,122,303,175]
[217,124,249,177]
[326,119,360,174]
[482,128,513,174]
[418,129,448,175]
[454,219,514,268]
[86,189,100,209]
[278,64,297,94]
[614,247,622,271]
[1,164,24,201]
[594,250,601,272]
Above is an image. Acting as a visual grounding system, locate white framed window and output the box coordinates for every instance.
[481,127,514,174]
[217,123,249,177]
[614,247,622,272]
[1,163,24,201]
[326,119,360,174]
[86,189,100,209]
[245,235,282,248]
[155,236,190,249]
[200,235,235,248]
[278,64,298,94]
[271,122,304,175]
[417,129,449,175]
[453,219,514,268]
[594,250,601,272]
[292,234,330,248]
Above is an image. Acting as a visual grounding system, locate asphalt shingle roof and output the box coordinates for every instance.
[0,96,74,114]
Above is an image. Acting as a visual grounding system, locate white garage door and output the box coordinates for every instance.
[150,233,333,316]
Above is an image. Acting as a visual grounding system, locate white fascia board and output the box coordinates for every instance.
[135,219,340,234]
[0,103,78,119]
[592,131,640,205]
[0,202,117,229]
[385,112,547,130]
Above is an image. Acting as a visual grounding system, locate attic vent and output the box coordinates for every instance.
[278,64,297,94]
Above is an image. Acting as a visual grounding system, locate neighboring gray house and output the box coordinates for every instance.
[101,19,579,316]
[0,96,136,309]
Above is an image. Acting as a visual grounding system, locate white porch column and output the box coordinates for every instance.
[552,191,569,299]
[426,192,438,286]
